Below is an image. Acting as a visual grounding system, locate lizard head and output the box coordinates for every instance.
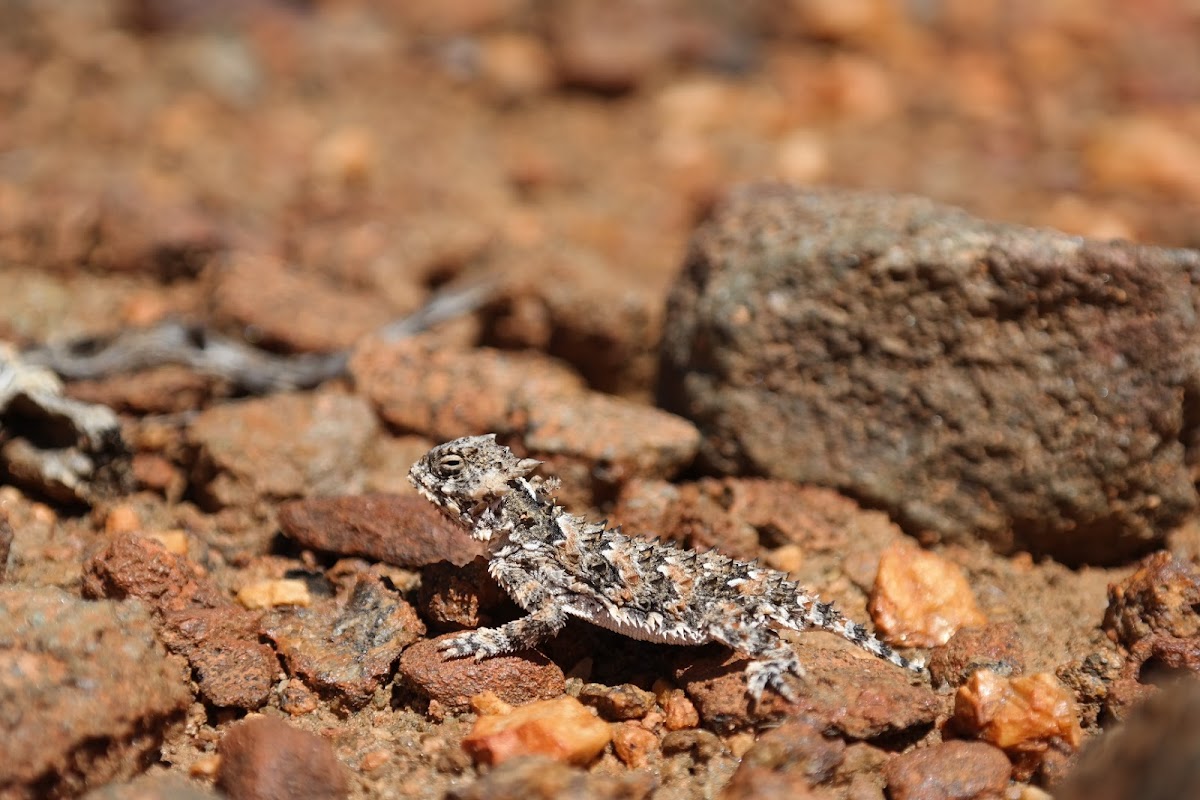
[408,434,541,539]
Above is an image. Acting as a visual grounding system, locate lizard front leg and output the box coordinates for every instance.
[438,602,568,660]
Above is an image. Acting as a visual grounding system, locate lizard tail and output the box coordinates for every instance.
[800,596,925,674]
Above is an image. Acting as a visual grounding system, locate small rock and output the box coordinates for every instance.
[869,544,988,647]
[447,756,655,800]
[349,336,583,443]
[216,716,348,800]
[188,391,378,508]
[660,728,723,761]
[237,578,312,609]
[264,574,425,709]
[883,740,1011,800]
[612,722,659,768]
[1103,551,1200,647]
[677,642,937,736]
[158,607,279,709]
[0,587,191,798]
[723,720,845,799]
[1056,651,1125,728]
[278,679,319,716]
[1123,633,1200,685]
[418,557,510,631]
[578,682,657,721]
[399,634,565,713]
[462,695,612,766]
[953,670,1083,767]
[660,688,700,731]
[928,623,1026,687]
[1057,678,1200,800]
[212,255,397,352]
[523,390,700,504]
[83,532,276,709]
[278,494,484,568]
[546,0,672,92]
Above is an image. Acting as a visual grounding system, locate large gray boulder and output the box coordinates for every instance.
[658,185,1200,564]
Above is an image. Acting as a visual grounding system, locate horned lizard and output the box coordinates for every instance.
[409,434,925,700]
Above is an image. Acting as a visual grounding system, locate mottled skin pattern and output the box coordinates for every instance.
[409,434,925,700]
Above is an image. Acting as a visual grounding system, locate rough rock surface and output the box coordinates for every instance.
[398,635,566,714]
[659,185,1200,563]
[263,574,425,709]
[278,494,484,568]
[675,640,938,736]
[0,587,191,799]
[928,624,1027,687]
[1103,551,1200,646]
[82,532,277,709]
[187,390,378,508]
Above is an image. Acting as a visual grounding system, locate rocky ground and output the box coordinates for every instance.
[3,2,1200,799]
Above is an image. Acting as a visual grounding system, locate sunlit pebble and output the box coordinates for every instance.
[359,749,391,772]
[189,754,221,780]
[104,504,141,535]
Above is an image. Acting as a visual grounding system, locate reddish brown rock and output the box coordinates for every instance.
[398,634,565,714]
[1122,633,1200,684]
[0,587,191,799]
[676,640,937,736]
[928,624,1027,687]
[523,390,700,504]
[449,755,655,800]
[83,532,276,708]
[659,185,1200,564]
[278,493,484,569]
[212,255,399,353]
[577,682,657,721]
[883,740,1011,800]
[418,557,510,631]
[349,336,584,442]
[462,695,612,766]
[81,531,226,612]
[612,722,659,768]
[722,720,845,800]
[264,574,425,709]
[352,336,697,504]
[1103,551,1200,647]
[158,606,278,709]
[216,716,349,800]
[188,391,378,508]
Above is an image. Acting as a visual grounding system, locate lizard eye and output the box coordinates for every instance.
[437,454,465,475]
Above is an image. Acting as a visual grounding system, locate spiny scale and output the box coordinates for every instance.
[408,434,926,701]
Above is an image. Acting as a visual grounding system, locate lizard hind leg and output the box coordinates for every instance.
[438,603,568,660]
[708,622,805,702]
